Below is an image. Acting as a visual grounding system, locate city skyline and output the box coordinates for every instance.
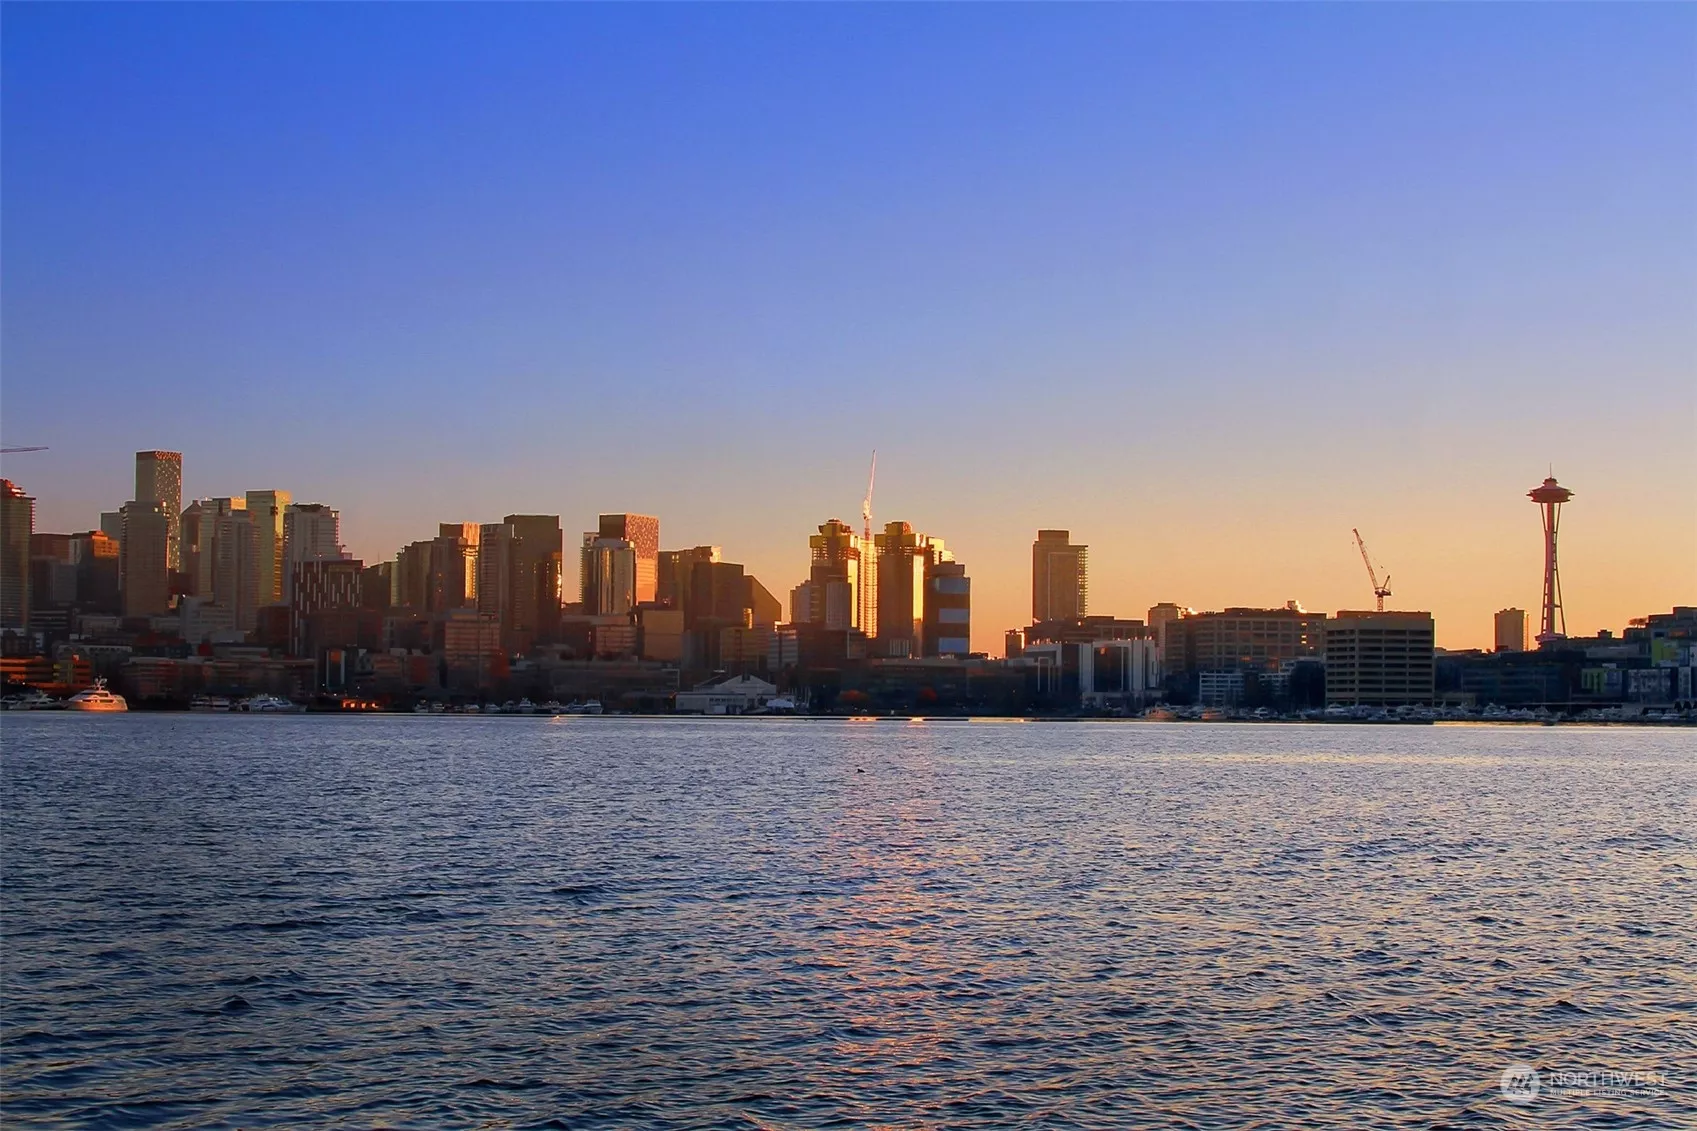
[0,446,1685,656]
[3,5,1694,653]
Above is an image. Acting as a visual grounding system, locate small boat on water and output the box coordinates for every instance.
[1,688,62,711]
[66,679,128,712]
[237,693,300,713]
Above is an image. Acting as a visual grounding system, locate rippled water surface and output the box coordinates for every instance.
[3,716,1693,1129]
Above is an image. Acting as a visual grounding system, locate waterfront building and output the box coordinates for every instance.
[1025,616,1147,647]
[1324,610,1436,706]
[1146,603,1193,662]
[119,500,173,618]
[290,558,365,655]
[1494,608,1527,653]
[134,451,182,571]
[597,515,660,604]
[1162,604,1325,677]
[0,480,34,630]
[1032,530,1088,622]
[245,490,292,606]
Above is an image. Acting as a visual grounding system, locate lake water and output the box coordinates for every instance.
[2,716,1692,1128]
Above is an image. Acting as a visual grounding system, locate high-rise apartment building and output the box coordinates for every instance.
[597,515,659,604]
[1032,530,1088,623]
[0,480,34,630]
[119,500,173,618]
[1494,608,1527,653]
[134,451,182,571]
[1324,611,1436,706]
[922,559,971,657]
[806,519,868,632]
[245,490,291,606]
[291,558,366,656]
[190,498,244,599]
[282,503,348,604]
[208,504,261,631]
[874,521,930,657]
[439,523,479,604]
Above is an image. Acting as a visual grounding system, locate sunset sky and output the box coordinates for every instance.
[3,4,1692,652]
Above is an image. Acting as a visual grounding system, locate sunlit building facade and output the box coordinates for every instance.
[120,500,173,618]
[1032,529,1088,623]
[805,518,868,633]
[134,451,182,572]
[1324,610,1436,706]
[245,489,292,607]
[1494,608,1527,654]
[0,480,34,630]
[597,514,660,605]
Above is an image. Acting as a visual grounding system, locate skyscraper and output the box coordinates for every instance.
[1032,529,1088,623]
[1494,608,1527,653]
[245,490,291,606]
[581,535,638,617]
[0,480,34,630]
[480,516,562,653]
[282,503,348,604]
[807,518,867,632]
[874,521,929,657]
[134,451,182,571]
[597,514,659,604]
[119,500,173,618]
[658,545,720,610]
[208,504,261,630]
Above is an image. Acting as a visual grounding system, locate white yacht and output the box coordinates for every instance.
[66,679,128,713]
[2,688,62,711]
[239,693,299,713]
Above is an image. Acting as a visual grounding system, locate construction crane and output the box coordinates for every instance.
[0,446,48,454]
[861,450,877,543]
[1352,528,1391,612]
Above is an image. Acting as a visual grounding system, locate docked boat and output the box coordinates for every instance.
[189,695,232,712]
[66,679,128,712]
[238,693,300,713]
[2,688,62,711]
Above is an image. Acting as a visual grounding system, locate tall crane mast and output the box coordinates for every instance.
[861,450,876,543]
[1352,528,1391,612]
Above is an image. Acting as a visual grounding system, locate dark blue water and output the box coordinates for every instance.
[3,716,1692,1128]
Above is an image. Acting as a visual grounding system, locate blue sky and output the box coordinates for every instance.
[4,4,1693,649]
